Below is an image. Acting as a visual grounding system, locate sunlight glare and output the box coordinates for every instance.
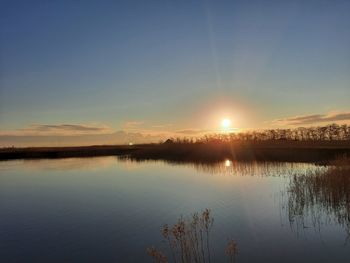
[221,118,231,129]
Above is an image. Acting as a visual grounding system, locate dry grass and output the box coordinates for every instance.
[129,141,350,164]
[287,156,350,235]
[147,209,238,263]
[1,140,350,163]
[0,145,139,160]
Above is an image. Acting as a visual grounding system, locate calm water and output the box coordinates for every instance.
[0,157,349,262]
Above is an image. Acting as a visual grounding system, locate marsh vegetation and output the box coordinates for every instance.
[286,157,350,236]
[1,124,350,163]
[146,156,350,263]
[147,209,238,263]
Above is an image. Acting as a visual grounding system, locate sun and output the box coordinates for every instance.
[221,118,231,129]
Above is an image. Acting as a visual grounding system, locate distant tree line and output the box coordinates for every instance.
[166,124,350,144]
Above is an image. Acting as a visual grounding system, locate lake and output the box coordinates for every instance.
[0,157,349,262]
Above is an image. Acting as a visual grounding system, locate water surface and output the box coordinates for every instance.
[0,157,349,262]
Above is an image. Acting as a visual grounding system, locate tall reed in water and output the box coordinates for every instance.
[147,209,238,263]
[287,157,350,235]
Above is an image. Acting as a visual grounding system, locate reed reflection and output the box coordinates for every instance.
[190,160,324,178]
[285,157,350,237]
[185,159,349,237]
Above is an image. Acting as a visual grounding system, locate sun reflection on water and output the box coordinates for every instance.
[224,159,232,167]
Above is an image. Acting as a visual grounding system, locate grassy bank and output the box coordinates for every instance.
[127,140,350,163]
[0,145,140,160]
[287,157,350,234]
[1,140,350,163]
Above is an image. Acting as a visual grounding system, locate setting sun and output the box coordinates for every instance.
[221,118,232,129]
[0,1,349,262]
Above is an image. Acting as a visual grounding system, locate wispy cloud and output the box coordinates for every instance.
[273,111,350,126]
[175,129,209,135]
[123,121,173,131]
[151,124,173,129]
[0,126,165,147]
[122,121,145,130]
[23,124,109,132]
[1,124,112,136]
[0,122,212,146]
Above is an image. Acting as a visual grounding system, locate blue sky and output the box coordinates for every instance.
[0,0,349,143]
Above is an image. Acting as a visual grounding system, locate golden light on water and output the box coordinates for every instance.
[225,159,232,167]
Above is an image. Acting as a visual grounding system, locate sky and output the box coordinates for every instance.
[0,0,349,146]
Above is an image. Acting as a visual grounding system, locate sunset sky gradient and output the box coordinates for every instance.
[0,0,349,145]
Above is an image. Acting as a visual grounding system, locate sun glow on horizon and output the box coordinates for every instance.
[221,118,232,129]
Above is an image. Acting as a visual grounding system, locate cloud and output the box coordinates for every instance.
[175,129,209,135]
[23,124,109,132]
[0,129,164,147]
[0,122,210,146]
[122,121,145,130]
[151,124,173,128]
[123,121,173,132]
[1,124,112,136]
[273,111,350,126]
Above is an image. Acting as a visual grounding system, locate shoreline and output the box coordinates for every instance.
[1,141,350,163]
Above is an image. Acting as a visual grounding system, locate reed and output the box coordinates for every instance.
[147,209,238,263]
[287,156,350,235]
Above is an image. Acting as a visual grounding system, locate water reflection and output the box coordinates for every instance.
[190,159,350,237]
[1,157,349,263]
[284,158,350,238]
[2,157,347,239]
[190,159,326,178]
[0,156,118,172]
[0,156,153,172]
